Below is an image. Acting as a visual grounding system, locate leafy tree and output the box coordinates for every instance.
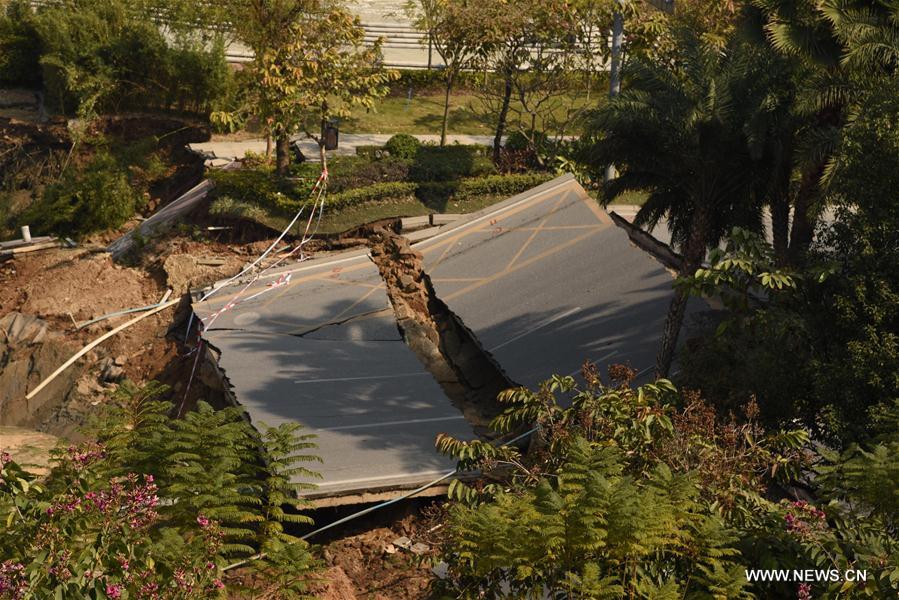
[471,0,579,162]
[750,0,899,264]
[407,0,484,145]
[248,6,395,174]
[679,75,898,446]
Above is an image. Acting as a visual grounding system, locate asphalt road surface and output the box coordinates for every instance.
[192,174,694,500]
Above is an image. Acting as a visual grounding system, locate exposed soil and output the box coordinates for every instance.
[0,240,234,436]
[316,503,447,600]
[0,426,59,475]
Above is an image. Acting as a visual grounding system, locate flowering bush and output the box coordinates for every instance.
[0,383,321,599]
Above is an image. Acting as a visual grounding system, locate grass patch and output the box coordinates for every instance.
[586,189,649,206]
[341,92,594,136]
[608,190,649,206]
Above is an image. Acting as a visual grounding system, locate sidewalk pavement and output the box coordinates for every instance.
[188,133,498,163]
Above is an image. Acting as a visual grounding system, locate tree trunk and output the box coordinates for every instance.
[787,164,822,265]
[655,206,710,378]
[265,133,272,159]
[771,193,790,266]
[493,75,513,164]
[319,140,327,174]
[440,72,454,147]
[275,133,290,176]
[605,11,624,182]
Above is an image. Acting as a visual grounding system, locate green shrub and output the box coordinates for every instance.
[209,168,314,213]
[328,181,418,209]
[408,145,496,182]
[20,152,142,237]
[417,172,552,202]
[291,155,410,193]
[0,1,41,87]
[504,130,530,151]
[0,381,321,599]
[28,0,232,115]
[384,133,421,160]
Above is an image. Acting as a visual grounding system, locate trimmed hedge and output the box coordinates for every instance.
[213,172,553,218]
[418,173,552,201]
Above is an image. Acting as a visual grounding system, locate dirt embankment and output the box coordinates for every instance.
[0,241,238,436]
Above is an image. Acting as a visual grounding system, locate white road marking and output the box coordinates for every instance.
[311,470,454,488]
[293,372,432,384]
[489,306,583,352]
[313,415,466,432]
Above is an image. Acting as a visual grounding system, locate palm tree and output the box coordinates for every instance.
[580,32,770,377]
[751,0,899,263]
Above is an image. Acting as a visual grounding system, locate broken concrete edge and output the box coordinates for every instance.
[411,173,579,248]
[193,175,579,300]
[608,210,684,273]
[303,482,452,509]
[202,335,475,509]
[107,179,215,258]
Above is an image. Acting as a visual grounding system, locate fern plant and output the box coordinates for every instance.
[432,367,815,599]
[0,380,323,598]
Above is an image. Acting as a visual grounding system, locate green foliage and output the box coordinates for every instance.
[210,156,550,221]
[434,368,812,598]
[407,145,496,181]
[0,381,321,598]
[19,151,142,238]
[679,146,898,446]
[437,369,899,598]
[22,0,232,115]
[384,133,421,160]
[0,0,41,86]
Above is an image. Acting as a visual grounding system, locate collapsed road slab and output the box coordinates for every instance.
[192,174,697,501]
[192,249,475,501]
[412,174,696,385]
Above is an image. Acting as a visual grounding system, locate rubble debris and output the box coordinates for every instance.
[369,228,516,430]
[0,249,155,323]
[0,426,59,475]
[163,253,241,295]
[313,566,358,600]
[0,312,84,427]
[25,298,180,401]
[98,357,125,383]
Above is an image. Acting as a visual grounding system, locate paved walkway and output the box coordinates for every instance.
[188,133,498,163]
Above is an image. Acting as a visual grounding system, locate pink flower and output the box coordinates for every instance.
[105,583,123,599]
[213,579,225,589]
[798,582,812,600]
[197,515,210,528]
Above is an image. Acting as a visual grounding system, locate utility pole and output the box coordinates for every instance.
[605,6,624,181]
